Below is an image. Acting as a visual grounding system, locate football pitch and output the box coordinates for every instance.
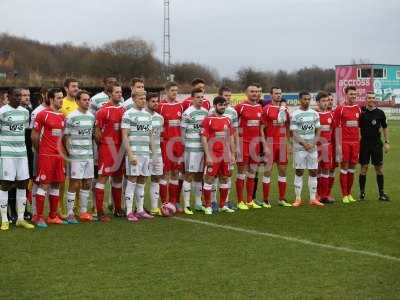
[1,123,400,299]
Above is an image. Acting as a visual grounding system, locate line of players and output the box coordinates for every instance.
[0,78,389,230]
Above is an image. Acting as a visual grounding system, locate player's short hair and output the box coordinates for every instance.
[218,86,231,96]
[316,91,329,101]
[191,87,204,97]
[110,83,122,92]
[165,81,178,90]
[191,78,205,86]
[345,86,357,94]
[103,77,117,84]
[299,91,311,99]
[76,90,91,100]
[48,88,63,99]
[367,91,375,96]
[64,78,78,88]
[146,92,158,101]
[270,86,281,94]
[213,96,226,106]
[245,83,259,90]
[130,77,144,87]
[133,91,147,98]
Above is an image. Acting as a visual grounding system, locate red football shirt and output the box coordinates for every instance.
[158,100,184,140]
[235,101,263,143]
[96,102,125,146]
[201,115,234,157]
[334,104,361,143]
[262,105,290,142]
[318,111,335,144]
[182,96,211,111]
[34,108,65,156]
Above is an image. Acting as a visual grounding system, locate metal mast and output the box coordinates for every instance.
[163,0,172,80]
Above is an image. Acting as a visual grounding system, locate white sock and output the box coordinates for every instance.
[211,178,218,204]
[67,192,76,216]
[182,180,191,208]
[125,180,136,215]
[294,175,303,200]
[0,190,8,222]
[193,181,202,207]
[16,189,27,221]
[31,182,38,215]
[135,184,145,213]
[226,177,232,205]
[150,182,160,210]
[79,189,90,213]
[308,176,318,201]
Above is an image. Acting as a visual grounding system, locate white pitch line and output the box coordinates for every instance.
[174,217,400,263]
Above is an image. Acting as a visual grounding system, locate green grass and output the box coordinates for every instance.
[1,122,400,299]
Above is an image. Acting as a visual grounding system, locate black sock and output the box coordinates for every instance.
[377,174,384,194]
[359,174,366,193]
[253,175,258,200]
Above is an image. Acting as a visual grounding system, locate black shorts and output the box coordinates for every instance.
[359,143,383,166]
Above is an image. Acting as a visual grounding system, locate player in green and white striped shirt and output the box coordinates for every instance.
[89,77,117,114]
[181,88,209,215]
[0,88,34,230]
[63,90,96,223]
[145,93,165,216]
[290,91,322,207]
[122,91,154,222]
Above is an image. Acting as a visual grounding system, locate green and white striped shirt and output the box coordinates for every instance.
[181,106,208,153]
[90,91,109,114]
[121,107,152,157]
[123,97,134,111]
[209,106,239,128]
[64,109,95,160]
[148,109,164,158]
[290,108,320,151]
[0,105,29,158]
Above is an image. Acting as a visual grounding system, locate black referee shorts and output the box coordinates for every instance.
[359,142,383,166]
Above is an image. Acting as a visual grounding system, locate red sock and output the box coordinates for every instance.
[203,184,212,208]
[340,171,348,197]
[278,177,287,200]
[236,175,245,203]
[36,193,45,218]
[328,176,335,195]
[219,186,229,208]
[246,177,255,203]
[111,187,122,210]
[169,182,179,204]
[347,172,354,195]
[159,182,168,204]
[317,177,322,197]
[320,176,330,199]
[95,187,104,214]
[49,195,59,218]
[262,178,270,202]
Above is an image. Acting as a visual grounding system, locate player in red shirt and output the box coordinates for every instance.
[31,88,67,228]
[315,91,335,203]
[327,93,337,201]
[201,96,236,214]
[334,86,361,204]
[157,82,184,210]
[181,78,211,111]
[235,84,263,210]
[94,84,125,222]
[260,87,292,207]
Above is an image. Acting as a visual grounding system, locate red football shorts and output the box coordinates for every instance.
[318,143,333,170]
[98,144,124,177]
[264,142,288,166]
[237,142,261,167]
[205,161,231,177]
[36,154,65,184]
[161,140,184,173]
[338,142,360,165]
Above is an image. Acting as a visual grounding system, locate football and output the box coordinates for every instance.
[161,202,176,217]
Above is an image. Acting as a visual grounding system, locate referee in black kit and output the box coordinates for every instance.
[359,92,390,201]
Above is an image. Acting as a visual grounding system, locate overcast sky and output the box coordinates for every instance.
[1,0,399,77]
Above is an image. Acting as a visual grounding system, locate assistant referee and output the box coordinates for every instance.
[359,92,390,201]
